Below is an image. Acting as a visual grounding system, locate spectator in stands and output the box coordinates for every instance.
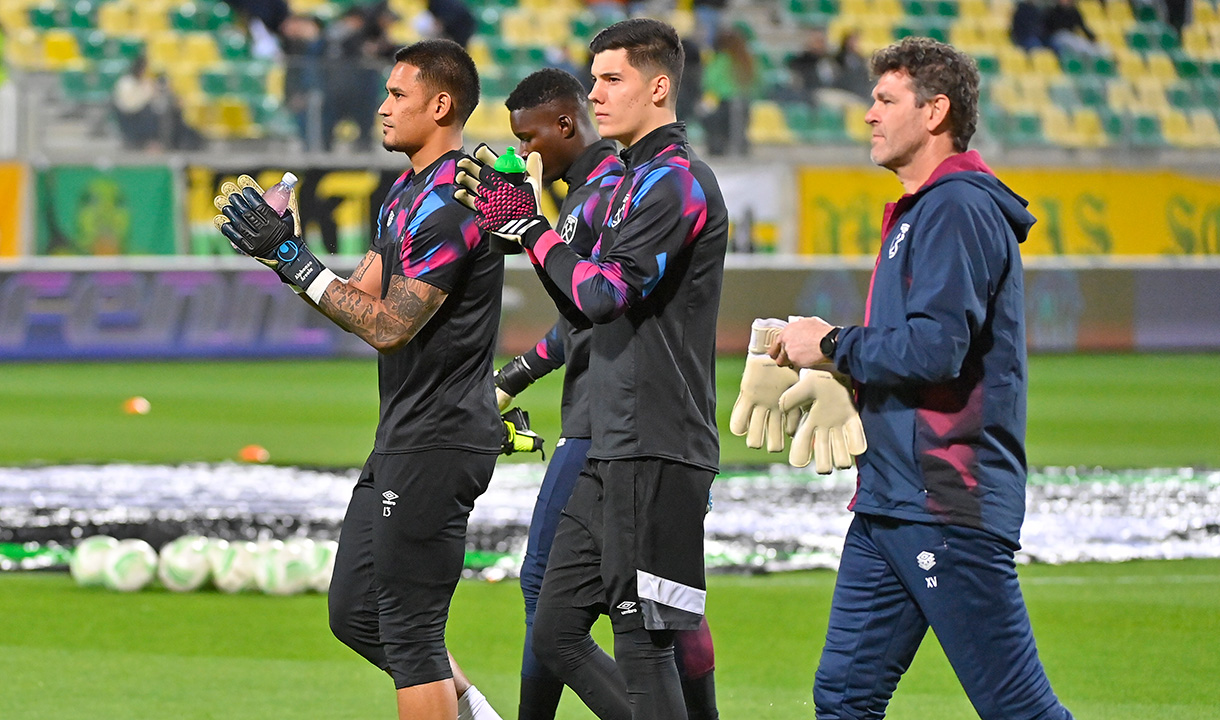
[787,26,838,107]
[1010,0,1047,51]
[427,0,476,48]
[112,52,202,151]
[1043,0,1105,58]
[693,0,728,47]
[834,31,873,102]
[676,36,705,123]
[321,6,390,151]
[703,26,758,156]
[280,13,326,151]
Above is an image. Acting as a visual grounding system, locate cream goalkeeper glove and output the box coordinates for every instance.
[730,319,802,452]
[779,365,867,473]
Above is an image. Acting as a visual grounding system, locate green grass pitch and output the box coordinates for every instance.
[1,353,1219,718]
[1,353,1219,467]
[1,561,1218,719]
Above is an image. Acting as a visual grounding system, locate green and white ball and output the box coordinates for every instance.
[208,539,258,593]
[255,539,312,595]
[102,538,158,592]
[308,540,339,593]
[157,535,212,592]
[70,535,119,587]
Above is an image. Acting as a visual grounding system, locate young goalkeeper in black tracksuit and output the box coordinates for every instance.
[457,19,728,720]
[491,68,720,720]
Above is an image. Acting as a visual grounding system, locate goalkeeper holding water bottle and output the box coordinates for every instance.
[213,39,511,720]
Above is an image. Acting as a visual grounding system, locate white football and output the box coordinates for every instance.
[70,535,119,587]
[255,539,312,595]
[208,540,258,593]
[157,535,212,592]
[309,540,339,593]
[102,538,158,592]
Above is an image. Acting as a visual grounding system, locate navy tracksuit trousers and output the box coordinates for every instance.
[814,513,1075,720]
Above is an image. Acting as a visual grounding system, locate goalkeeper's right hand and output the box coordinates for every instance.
[729,318,802,452]
[501,407,545,458]
[494,355,540,412]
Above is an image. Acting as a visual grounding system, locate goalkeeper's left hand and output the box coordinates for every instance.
[454,144,549,249]
[500,407,545,458]
[779,366,868,473]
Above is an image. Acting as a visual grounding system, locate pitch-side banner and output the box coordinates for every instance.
[0,162,22,257]
[797,167,1220,255]
[33,166,178,255]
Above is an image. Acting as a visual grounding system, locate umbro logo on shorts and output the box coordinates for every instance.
[616,601,638,615]
[382,490,398,517]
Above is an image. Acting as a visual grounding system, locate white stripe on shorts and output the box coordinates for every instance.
[637,569,706,616]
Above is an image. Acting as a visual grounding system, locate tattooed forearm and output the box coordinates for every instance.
[319,275,445,352]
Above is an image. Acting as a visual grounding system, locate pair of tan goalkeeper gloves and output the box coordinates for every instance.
[730,318,868,473]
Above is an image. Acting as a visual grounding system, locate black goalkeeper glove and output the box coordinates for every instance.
[500,407,545,459]
[214,183,336,302]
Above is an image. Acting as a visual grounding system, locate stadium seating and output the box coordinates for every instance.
[2,0,1219,150]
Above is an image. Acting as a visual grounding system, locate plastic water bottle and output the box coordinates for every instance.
[489,149,526,254]
[263,172,298,217]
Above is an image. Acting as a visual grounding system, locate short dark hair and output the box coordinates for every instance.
[393,39,480,123]
[506,68,588,113]
[870,37,979,152]
[589,18,684,92]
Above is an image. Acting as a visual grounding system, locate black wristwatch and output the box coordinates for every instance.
[820,326,842,359]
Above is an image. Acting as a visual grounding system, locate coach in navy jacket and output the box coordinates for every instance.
[772,38,1074,720]
[838,148,1035,546]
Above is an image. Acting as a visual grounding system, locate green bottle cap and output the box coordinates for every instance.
[494,147,527,174]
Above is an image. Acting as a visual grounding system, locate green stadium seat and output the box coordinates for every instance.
[78,28,107,61]
[975,54,999,75]
[28,4,58,29]
[1007,112,1048,146]
[1049,81,1081,109]
[216,30,250,60]
[1075,76,1108,107]
[1166,82,1199,109]
[477,7,501,36]
[1171,53,1201,80]
[1130,114,1166,148]
[66,0,94,30]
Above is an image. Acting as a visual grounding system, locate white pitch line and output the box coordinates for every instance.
[1021,574,1220,586]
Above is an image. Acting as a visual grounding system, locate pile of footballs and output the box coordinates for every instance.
[69,534,337,594]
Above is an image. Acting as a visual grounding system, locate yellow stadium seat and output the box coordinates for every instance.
[1078,0,1105,25]
[1190,109,1220,147]
[1040,105,1078,147]
[1106,79,1137,112]
[1017,75,1051,109]
[1160,108,1195,147]
[183,32,221,69]
[5,28,41,70]
[668,9,696,36]
[145,32,181,72]
[216,98,261,139]
[869,0,904,19]
[467,37,492,69]
[1133,76,1169,110]
[957,0,989,19]
[42,29,83,70]
[1114,49,1147,78]
[1029,47,1062,76]
[134,1,171,35]
[1145,53,1178,82]
[97,1,134,35]
[747,101,795,145]
[1104,0,1135,27]
[0,3,31,32]
[1072,108,1107,148]
[465,102,513,142]
[990,78,1022,112]
[998,45,1031,77]
[1182,26,1212,58]
[499,9,534,47]
[1196,1,1218,24]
